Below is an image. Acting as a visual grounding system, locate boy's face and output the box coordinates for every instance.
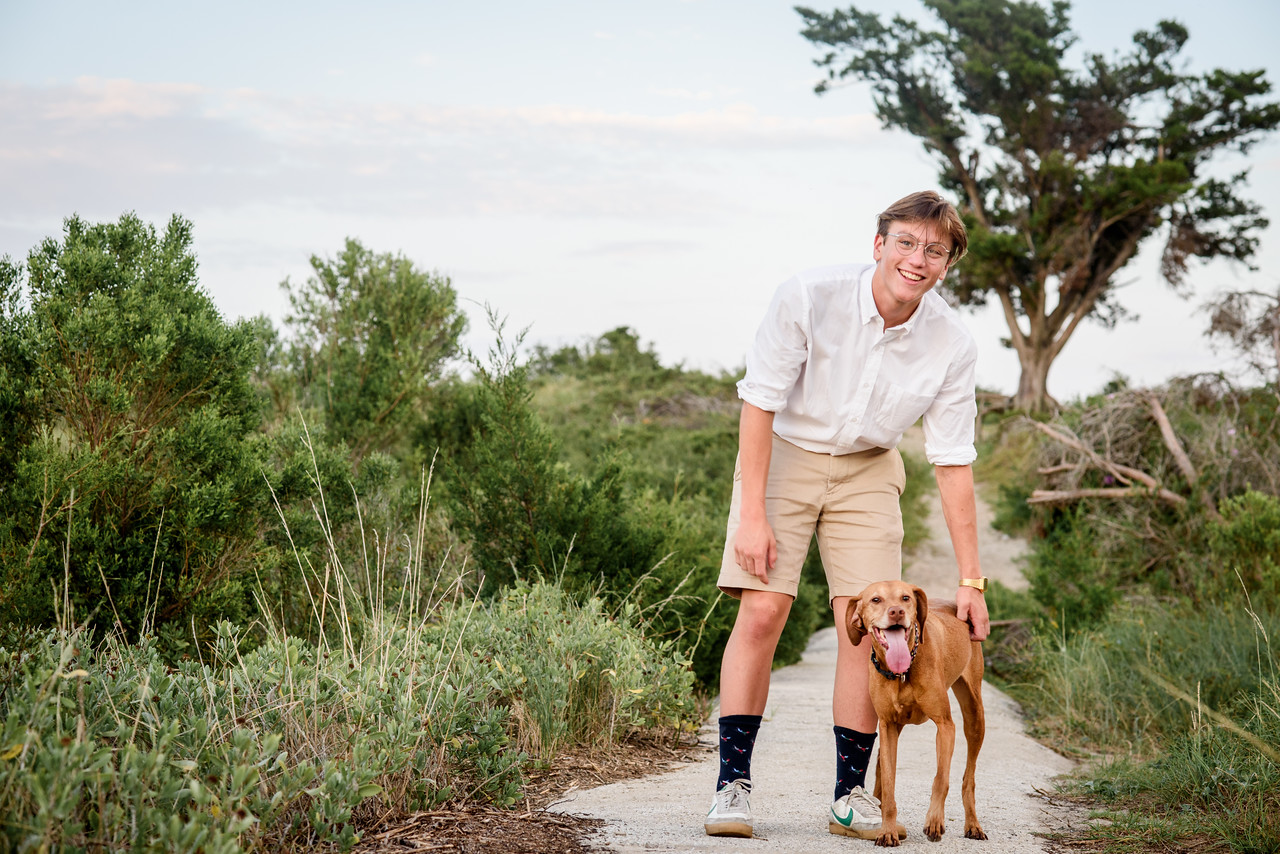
[872,219,952,307]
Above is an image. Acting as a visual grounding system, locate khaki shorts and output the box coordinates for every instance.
[717,434,906,602]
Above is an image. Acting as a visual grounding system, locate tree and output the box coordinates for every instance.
[798,0,1280,411]
[274,239,467,461]
[0,214,264,639]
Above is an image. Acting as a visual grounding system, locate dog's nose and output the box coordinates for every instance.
[888,605,905,621]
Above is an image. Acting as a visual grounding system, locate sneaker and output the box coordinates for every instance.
[828,786,906,839]
[705,779,753,838]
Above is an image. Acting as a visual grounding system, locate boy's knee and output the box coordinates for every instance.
[737,593,791,640]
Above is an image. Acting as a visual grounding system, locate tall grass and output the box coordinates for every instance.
[1011,589,1280,853]
[0,458,698,852]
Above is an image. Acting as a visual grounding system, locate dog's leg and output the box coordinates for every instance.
[924,710,955,841]
[954,659,988,840]
[875,722,904,848]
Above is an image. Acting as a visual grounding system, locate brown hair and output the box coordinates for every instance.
[876,190,968,265]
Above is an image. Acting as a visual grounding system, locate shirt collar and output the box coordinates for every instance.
[857,266,881,327]
[858,263,932,334]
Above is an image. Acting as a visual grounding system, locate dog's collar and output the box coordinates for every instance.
[871,622,921,682]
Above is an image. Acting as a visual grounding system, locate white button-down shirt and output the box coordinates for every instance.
[736,263,978,466]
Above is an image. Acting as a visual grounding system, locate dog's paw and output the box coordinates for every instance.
[874,830,902,848]
[964,824,988,840]
[924,821,945,842]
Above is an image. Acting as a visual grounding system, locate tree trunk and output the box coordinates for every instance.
[1012,347,1055,413]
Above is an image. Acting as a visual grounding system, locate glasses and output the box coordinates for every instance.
[885,232,951,264]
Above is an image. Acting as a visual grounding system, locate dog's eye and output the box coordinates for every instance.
[870,597,881,604]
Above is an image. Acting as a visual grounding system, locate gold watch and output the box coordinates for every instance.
[959,577,989,593]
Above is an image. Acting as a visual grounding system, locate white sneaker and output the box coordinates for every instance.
[829,786,905,839]
[705,779,753,838]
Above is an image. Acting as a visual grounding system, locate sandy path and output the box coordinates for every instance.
[551,430,1073,852]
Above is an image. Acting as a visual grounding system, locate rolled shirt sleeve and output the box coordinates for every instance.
[922,334,978,466]
[736,275,811,413]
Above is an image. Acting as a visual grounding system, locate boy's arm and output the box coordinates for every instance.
[734,403,777,583]
[935,463,990,640]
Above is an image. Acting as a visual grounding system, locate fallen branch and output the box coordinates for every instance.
[1037,463,1078,476]
[1028,487,1188,507]
[1026,420,1162,490]
[1142,391,1221,521]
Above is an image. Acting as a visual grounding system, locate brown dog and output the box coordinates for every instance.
[847,580,987,846]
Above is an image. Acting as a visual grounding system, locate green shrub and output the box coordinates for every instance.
[1207,490,1280,600]
[438,320,670,600]
[1025,506,1122,637]
[0,214,264,641]
[0,572,698,851]
[446,581,698,759]
[265,239,467,462]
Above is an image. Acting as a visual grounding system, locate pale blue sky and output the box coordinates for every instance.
[3,0,1278,399]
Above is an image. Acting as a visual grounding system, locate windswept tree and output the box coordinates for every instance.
[270,239,467,461]
[798,0,1280,411]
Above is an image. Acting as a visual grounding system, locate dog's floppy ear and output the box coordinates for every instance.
[845,596,867,645]
[912,585,929,628]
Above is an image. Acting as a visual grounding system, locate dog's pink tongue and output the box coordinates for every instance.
[883,630,913,674]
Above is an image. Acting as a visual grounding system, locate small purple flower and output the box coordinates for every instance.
[1103,475,1116,486]
[1227,428,1237,436]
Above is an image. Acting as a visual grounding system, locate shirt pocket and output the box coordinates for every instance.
[873,383,934,436]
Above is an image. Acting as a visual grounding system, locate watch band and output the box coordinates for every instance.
[959,577,989,593]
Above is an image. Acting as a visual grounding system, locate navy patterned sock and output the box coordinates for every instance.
[716,714,762,789]
[834,726,878,800]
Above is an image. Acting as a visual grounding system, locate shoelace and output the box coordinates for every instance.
[845,788,881,815]
[719,782,751,811]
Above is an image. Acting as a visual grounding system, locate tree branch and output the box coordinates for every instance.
[1028,486,1188,507]
[1142,391,1221,521]
[1025,420,1161,489]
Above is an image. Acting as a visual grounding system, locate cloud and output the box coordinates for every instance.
[0,77,887,224]
[574,239,700,257]
[648,87,717,101]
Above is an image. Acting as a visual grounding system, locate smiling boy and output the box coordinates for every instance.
[705,190,991,840]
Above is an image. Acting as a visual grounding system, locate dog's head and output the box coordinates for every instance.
[846,581,929,676]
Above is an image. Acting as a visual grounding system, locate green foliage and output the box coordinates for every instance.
[265,238,466,461]
[1207,490,1280,599]
[253,418,410,644]
[798,0,1280,410]
[0,214,264,641]
[528,326,672,382]
[1025,506,1122,636]
[0,625,401,852]
[0,571,695,852]
[899,446,934,554]
[438,319,668,600]
[447,581,697,759]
